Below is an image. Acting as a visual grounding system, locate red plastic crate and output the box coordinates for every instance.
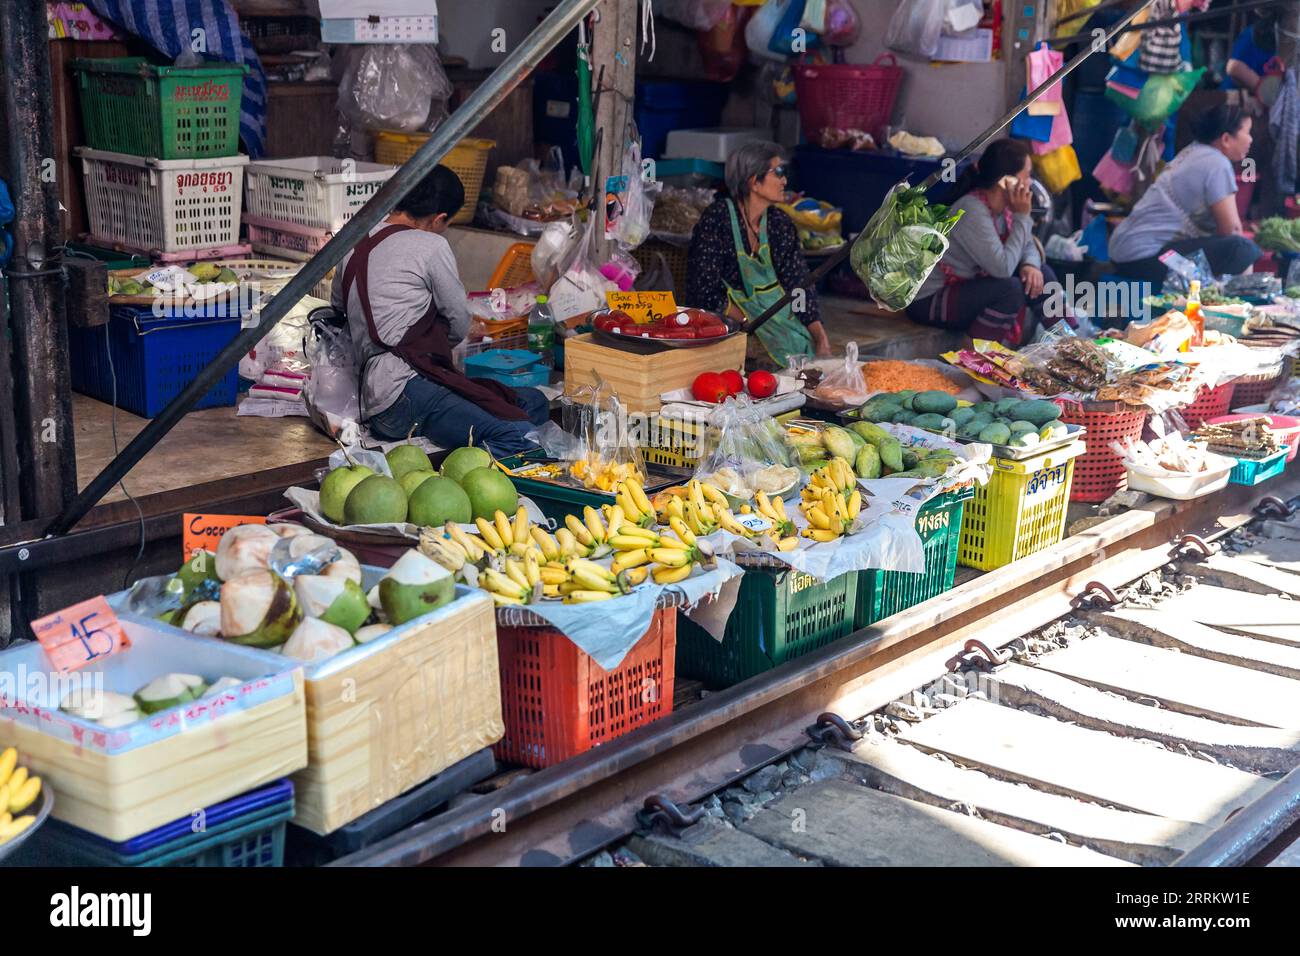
[1179,382,1234,430]
[494,607,676,769]
[1056,402,1147,503]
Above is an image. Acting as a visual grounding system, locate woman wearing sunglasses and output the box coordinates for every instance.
[685,141,832,370]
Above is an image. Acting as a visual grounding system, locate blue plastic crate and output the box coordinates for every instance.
[635,79,728,159]
[10,780,293,867]
[464,348,550,389]
[68,303,241,417]
[1228,449,1288,486]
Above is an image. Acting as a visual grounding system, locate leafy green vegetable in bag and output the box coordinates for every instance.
[850,182,963,312]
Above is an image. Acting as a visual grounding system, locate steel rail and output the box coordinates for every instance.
[331,475,1300,867]
[42,0,602,538]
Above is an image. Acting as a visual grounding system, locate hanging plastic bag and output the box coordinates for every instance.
[801,0,829,34]
[884,0,947,60]
[822,0,862,46]
[1107,68,1205,127]
[605,139,661,251]
[769,0,822,55]
[657,0,732,31]
[549,211,619,320]
[336,44,452,132]
[745,0,795,63]
[698,4,754,82]
[1032,145,1083,194]
[634,251,677,295]
[849,182,963,312]
[808,341,873,408]
[531,219,579,293]
[303,316,361,437]
[693,396,801,499]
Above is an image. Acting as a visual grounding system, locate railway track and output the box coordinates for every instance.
[333,473,1300,868]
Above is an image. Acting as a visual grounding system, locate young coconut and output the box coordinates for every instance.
[134,673,208,715]
[201,676,245,698]
[293,575,370,634]
[179,600,222,637]
[281,617,355,662]
[354,623,392,644]
[60,687,139,722]
[378,549,454,625]
[215,524,280,581]
[271,523,312,539]
[321,547,362,585]
[220,569,301,647]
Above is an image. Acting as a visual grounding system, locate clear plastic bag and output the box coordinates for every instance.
[693,396,799,497]
[810,341,872,407]
[303,318,360,433]
[605,139,661,251]
[850,181,962,312]
[569,374,646,490]
[336,44,452,133]
[745,0,795,62]
[823,0,863,45]
[884,0,946,59]
[549,211,618,319]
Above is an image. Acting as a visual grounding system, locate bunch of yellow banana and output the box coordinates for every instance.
[472,506,541,559]
[724,497,801,553]
[419,524,485,574]
[0,748,39,844]
[754,491,795,538]
[659,480,721,537]
[799,483,862,542]
[806,456,858,497]
[477,547,548,607]
[614,477,656,528]
[558,557,635,603]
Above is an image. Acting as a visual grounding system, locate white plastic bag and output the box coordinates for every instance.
[549,212,618,320]
[605,140,661,252]
[238,296,317,381]
[303,320,360,436]
[884,0,947,59]
[336,44,452,132]
[745,0,794,63]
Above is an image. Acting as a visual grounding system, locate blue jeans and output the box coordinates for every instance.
[1114,235,1262,285]
[367,376,550,457]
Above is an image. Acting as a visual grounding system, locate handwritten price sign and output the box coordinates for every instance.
[605,290,678,325]
[30,596,130,673]
[183,513,265,561]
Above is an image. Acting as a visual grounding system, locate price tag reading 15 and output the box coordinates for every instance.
[30,596,130,673]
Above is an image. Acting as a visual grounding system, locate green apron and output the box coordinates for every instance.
[724,200,813,369]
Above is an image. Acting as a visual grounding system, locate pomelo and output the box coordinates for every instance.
[386,443,432,481]
[459,466,519,521]
[399,469,437,498]
[440,445,492,485]
[408,476,473,527]
[343,475,408,525]
[319,464,373,524]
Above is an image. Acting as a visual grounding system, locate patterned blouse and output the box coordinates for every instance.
[684,198,821,327]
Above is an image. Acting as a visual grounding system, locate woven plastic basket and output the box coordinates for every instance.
[371,134,494,225]
[1056,402,1147,503]
[793,57,903,140]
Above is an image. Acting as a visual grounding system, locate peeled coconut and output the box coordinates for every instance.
[367,584,382,611]
[281,617,355,662]
[202,676,244,698]
[354,623,392,644]
[378,549,454,625]
[220,570,302,647]
[134,673,208,715]
[321,547,362,585]
[293,575,370,634]
[271,523,312,539]
[61,687,139,721]
[215,524,280,581]
[179,600,222,637]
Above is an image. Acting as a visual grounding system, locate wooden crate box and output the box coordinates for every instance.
[563,333,748,413]
[0,621,308,842]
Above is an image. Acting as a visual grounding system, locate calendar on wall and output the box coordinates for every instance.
[318,1,438,44]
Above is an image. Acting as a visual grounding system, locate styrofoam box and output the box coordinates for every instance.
[244,157,396,233]
[115,571,503,834]
[0,621,307,841]
[663,128,769,163]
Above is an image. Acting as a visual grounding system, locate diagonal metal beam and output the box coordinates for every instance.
[43,0,602,538]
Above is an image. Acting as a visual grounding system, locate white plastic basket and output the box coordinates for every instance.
[77,147,248,254]
[243,156,395,232]
[204,257,335,303]
[243,214,331,262]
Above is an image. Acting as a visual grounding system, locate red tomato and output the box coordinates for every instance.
[747,370,778,399]
[720,369,745,396]
[692,372,730,403]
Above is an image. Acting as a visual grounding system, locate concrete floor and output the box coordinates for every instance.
[819,294,966,359]
[73,394,336,504]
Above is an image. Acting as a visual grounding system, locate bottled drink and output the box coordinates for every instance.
[1184,280,1203,349]
[527,294,556,367]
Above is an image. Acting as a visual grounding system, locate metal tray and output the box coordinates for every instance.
[830,413,1088,461]
[592,326,746,351]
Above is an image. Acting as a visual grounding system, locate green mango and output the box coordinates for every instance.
[978,422,1011,444]
[913,391,959,415]
[1009,420,1038,435]
[1010,399,1064,426]
[901,449,920,469]
[849,421,903,472]
[949,406,976,427]
[855,444,882,479]
[891,408,918,426]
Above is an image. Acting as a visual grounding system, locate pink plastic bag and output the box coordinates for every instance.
[1026,45,1073,155]
[1093,151,1136,196]
[823,0,862,45]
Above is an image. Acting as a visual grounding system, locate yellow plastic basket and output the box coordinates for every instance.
[958,441,1086,571]
[637,410,800,471]
[372,133,495,225]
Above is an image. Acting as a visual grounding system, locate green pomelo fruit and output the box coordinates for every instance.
[440,446,492,485]
[408,476,473,527]
[399,470,437,498]
[320,465,374,524]
[344,475,409,525]
[386,444,433,481]
[459,467,519,521]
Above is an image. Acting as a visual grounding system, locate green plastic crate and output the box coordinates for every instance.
[856,487,971,628]
[676,567,858,688]
[73,57,246,159]
[499,453,614,527]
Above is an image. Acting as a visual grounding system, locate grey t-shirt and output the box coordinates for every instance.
[331,225,472,419]
[1108,143,1238,263]
[916,192,1041,301]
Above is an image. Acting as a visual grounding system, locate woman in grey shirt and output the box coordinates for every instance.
[906,139,1056,345]
[1109,105,1259,285]
[331,166,549,456]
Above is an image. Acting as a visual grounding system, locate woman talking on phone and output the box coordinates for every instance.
[905,139,1057,346]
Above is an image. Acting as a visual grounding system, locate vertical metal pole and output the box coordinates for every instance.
[1,0,76,522]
